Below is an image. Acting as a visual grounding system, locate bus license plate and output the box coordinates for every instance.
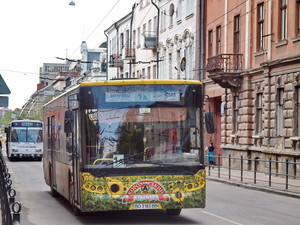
[130,203,161,210]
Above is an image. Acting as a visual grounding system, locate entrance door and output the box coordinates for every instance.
[50,116,57,190]
[72,110,81,204]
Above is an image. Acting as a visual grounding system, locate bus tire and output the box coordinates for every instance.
[49,166,58,197]
[166,209,182,215]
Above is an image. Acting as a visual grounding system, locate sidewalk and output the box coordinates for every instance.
[206,166,300,199]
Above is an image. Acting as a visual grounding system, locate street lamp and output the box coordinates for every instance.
[69,1,76,6]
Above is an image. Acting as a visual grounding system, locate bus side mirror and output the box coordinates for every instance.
[205,112,215,134]
[64,111,73,133]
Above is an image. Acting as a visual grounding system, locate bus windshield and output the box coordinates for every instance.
[81,84,202,168]
[11,127,43,143]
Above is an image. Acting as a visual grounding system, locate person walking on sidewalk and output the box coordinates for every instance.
[207,142,215,167]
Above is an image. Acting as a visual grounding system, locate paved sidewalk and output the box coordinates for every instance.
[206,166,300,198]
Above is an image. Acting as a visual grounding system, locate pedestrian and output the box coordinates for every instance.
[208,142,215,166]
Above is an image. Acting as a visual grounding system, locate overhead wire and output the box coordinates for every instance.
[69,0,122,58]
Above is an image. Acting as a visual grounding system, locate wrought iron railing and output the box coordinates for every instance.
[206,154,300,194]
[0,151,22,225]
[206,54,243,73]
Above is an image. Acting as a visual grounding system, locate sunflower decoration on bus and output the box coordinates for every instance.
[172,188,185,202]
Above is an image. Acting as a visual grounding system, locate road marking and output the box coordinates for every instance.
[201,211,243,225]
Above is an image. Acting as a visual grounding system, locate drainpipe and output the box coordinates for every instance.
[129,3,137,78]
[196,0,206,82]
[197,0,206,163]
[114,23,120,79]
[104,31,109,80]
[151,0,159,79]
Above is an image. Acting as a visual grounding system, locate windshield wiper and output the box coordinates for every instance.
[28,135,36,143]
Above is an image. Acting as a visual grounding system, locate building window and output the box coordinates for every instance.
[126,30,129,47]
[186,0,194,16]
[147,66,151,79]
[160,11,166,31]
[120,33,124,50]
[169,4,174,27]
[137,28,141,47]
[148,19,152,33]
[234,15,240,54]
[177,50,180,78]
[216,26,221,55]
[143,24,146,36]
[208,30,213,57]
[177,0,182,21]
[169,53,172,78]
[133,30,136,47]
[257,3,264,51]
[296,87,300,136]
[296,0,300,35]
[233,95,239,134]
[277,88,284,136]
[153,65,157,79]
[279,0,287,40]
[256,93,263,134]
[154,16,157,34]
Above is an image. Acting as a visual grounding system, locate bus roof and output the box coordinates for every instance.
[9,119,43,124]
[44,80,202,107]
[80,79,202,86]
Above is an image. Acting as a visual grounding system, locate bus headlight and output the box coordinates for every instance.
[35,149,42,152]
[12,149,18,152]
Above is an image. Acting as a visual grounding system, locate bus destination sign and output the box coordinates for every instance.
[105,91,180,102]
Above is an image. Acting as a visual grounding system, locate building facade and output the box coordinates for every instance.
[205,0,300,173]
[105,0,199,81]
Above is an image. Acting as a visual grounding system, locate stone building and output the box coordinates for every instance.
[205,0,300,173]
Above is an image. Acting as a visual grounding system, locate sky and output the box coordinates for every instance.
[0,0,136,110]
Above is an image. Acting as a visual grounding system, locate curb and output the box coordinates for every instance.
[207,177,300,199]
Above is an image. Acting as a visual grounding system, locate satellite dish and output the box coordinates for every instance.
[169,4,175,17]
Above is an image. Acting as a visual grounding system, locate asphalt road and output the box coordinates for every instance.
[4,156,300,225]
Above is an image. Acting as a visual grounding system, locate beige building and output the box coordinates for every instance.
[205,0,300,173]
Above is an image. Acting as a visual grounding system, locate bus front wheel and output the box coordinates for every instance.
[166,209,182,215]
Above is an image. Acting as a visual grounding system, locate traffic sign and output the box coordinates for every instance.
[0,74,11,94]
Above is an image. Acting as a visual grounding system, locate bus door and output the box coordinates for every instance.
[71,110,81,205]
[50,116,57,190]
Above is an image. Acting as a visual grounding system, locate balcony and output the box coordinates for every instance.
[206,54,243,91]
[144,31,157,49]
[109,54,123,67]
[125,48,135,60]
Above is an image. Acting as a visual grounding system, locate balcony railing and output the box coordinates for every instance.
[143,31,157,49]
[125,48,135,60]
[206,54,243,73]
[206,54,244,91]
[109,54,123,67]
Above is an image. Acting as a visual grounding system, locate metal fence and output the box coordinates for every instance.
[0,151,21,225]
[206,154,300,194]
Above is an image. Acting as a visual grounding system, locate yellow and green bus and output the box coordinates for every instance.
[43,79,205,215]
